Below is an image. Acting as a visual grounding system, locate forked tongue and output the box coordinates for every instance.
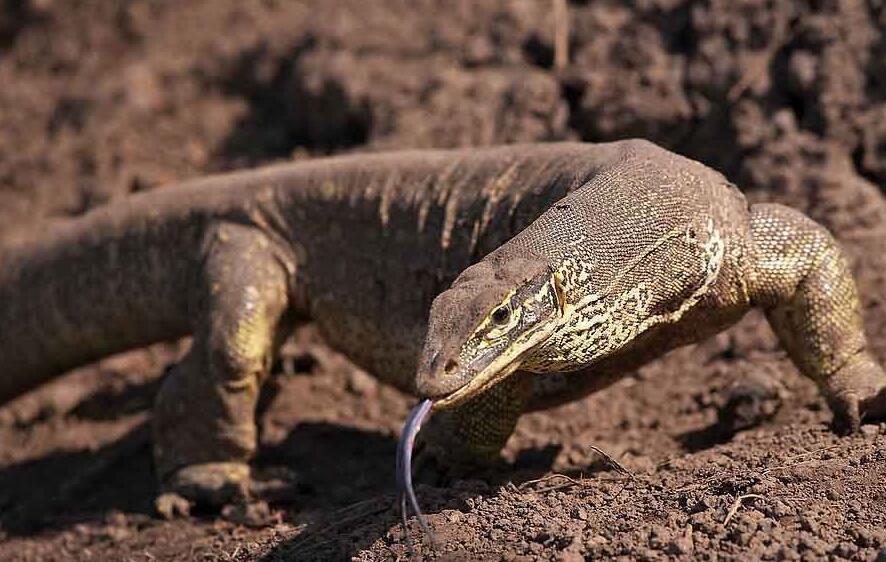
[396,398,435,551]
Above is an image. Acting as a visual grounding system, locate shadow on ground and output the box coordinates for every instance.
[258,441,627,561]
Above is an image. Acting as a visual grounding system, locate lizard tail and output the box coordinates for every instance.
[0,201,205,404]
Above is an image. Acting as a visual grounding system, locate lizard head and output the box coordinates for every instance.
[415,256,566,409]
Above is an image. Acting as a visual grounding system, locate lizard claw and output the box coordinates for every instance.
[155,462,297,521]
[155,491,193,520]
[829,393,863,435]
[826,354,886,434]
[156,461,251,517]
[221,499,280,527]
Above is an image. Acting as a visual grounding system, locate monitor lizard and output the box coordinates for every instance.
[1,140,884,514]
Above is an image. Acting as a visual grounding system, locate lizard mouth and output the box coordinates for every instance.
[431,320,558,411]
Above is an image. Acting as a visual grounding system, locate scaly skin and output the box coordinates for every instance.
[1,140,883,511]
[413,141,886,469]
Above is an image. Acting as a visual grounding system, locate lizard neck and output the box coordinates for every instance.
[270,144,624,392]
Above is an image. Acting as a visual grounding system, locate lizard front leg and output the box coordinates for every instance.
[749,203,886,432]
[416,371,531,481]
[153,222,291,513]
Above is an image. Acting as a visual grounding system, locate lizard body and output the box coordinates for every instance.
[1,140,883,509]
[0,143,614,399]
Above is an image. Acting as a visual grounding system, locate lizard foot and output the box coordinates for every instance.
[221,499,281,527]
[155,461,250,518]
[155,462,299,520]
[825,354,886,434]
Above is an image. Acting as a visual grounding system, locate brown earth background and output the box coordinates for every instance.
[1,0,885,560]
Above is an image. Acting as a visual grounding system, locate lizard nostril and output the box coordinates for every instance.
[443,359,458,374]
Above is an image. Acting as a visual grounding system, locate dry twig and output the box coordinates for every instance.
[722,494,765,526]
[517,472,586,492]
[588,444,634,480]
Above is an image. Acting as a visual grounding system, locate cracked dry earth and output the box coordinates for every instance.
[1,0,885,560]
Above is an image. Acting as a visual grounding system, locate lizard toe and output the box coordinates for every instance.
[158,461,251,512]
[154,491,192,520]
[829,393,862,435]
[221,499,280,528]
[825,354,886,434]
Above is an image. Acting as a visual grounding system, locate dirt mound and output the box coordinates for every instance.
[1,1,885,560]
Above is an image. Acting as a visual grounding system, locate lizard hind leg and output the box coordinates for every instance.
[749,203,886,432]
[152,222,292,514]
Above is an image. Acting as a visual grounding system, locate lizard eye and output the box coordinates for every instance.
[491,306,510,326]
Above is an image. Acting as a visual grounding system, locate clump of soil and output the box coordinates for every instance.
[1,1,886,560]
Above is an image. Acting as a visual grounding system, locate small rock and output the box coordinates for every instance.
[800,516,819,535]
[125,63,164,112]
[788,50,818,90]
[105,511,127,527]
[776,545,802,561]
[346,370,378,397]
[767,499,792,519]
[445,510,462,523]
[849,524,878,547]
[717,372,783,432]
[556,550,584,562]
[732,531,753,547]
[500,553,533,562]
[773,110,797,135]
[798,534,827,555]
[556,536,585,562]
[830,542,857,558]
[101,511,131,542]
[103,524,130,542]
[587,534,609,548]
[860,424,880,436]
[648,525,669,549]
[698,494,718,511]
[667,525,694,555]
[464,36,496,66]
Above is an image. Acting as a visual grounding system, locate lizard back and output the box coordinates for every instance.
[0,141,743,400]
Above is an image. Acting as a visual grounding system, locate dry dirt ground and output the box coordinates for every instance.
[1,1,886,560]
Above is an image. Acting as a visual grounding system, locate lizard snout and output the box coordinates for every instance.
[414,346,476,398]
